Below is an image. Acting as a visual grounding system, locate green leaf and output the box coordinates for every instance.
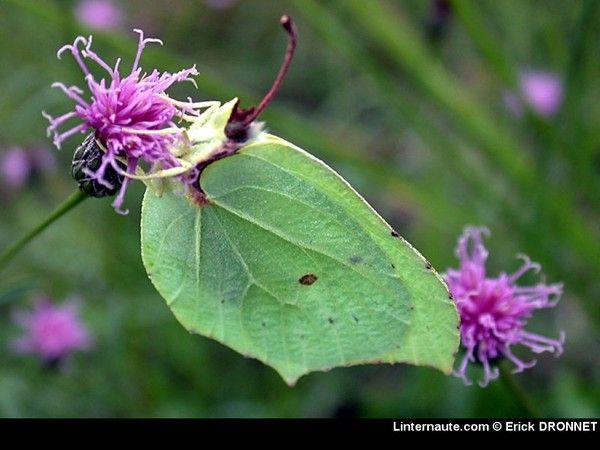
[141,134,458,385]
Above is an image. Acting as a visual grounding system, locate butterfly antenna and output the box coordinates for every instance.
[242,16,297,125]
[225,15,297,141]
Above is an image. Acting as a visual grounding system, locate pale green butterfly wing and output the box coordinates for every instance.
[141,134,459,384]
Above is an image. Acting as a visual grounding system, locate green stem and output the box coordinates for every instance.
[0,190,88,272]
[499,362,542,418]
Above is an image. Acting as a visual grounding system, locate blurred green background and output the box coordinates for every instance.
[0,0,598,417]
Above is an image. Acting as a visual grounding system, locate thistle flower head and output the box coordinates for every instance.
[11,297,92,364]
[0,147,31,190]
[520,71,563,117]
[504,71,564,118]
[0,146,56,191]
[44,30,200,213]
[445,227,564,387]
[75,0,123,30]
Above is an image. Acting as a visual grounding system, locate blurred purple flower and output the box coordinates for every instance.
[445,227,564,387]
[12,297,92,364]
[521,72,563,117]
[75,0,123,30]
[0,148,31,189]
[43,30,198,213]
[0,146,56,191]
[504,71,564,118]
[205,0,238,10]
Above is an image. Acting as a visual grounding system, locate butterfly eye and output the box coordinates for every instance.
[71,133,126,198]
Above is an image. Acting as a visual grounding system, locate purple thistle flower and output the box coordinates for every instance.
[521,71,563,117]
[75,0,123,31]
[0,146,57,193]
[504,71,564,118]
[11,296,92,365]
[0,147,31,190]
[43,30,199,213]
[445,227,564,387]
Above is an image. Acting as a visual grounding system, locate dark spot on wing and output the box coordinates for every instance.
[424,260,432,270]
[448,292,454,300]
[391,264,396,269]
[391,230,400,238]
[328,317,335,325]
[261,321,266,328]
[352,314,359,323]
[299,274,317,285]
[350,255,363,264]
